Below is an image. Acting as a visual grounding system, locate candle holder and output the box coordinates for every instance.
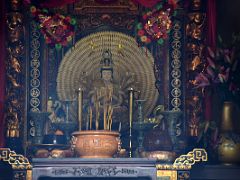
[29,111,50,144]
[133,122,157,155]
[128,88,134,157]
[51,100,77,143]
[134,100,146,150]
[161,111,182,150]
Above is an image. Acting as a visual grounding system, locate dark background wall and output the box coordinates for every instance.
[217,0,240,44]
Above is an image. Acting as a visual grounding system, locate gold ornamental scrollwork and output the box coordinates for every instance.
[157,148,207,171]
[173,148,207,166]
[0,148,32,170]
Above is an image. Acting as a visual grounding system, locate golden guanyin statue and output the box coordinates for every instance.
[57,32,159,129]
[80,50,135,130]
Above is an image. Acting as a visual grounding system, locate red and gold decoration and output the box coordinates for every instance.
[30,6,76,49]
[135,0,178,45]
[0,148,32,180]
[185,0,206,138]
[5,0,25,141]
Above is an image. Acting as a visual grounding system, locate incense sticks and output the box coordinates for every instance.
[89,86,113,131]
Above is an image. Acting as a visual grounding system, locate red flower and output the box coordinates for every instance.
[138,30,145,36]
[143,14,148,20]
[146,37,151,43]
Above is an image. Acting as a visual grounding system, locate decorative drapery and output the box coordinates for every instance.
[0,0,6,147]
[207,0,216,49]
[205,0,216,122]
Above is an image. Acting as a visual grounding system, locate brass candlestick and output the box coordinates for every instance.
[128,88,134,157]
[135,99,145,150]
[77,88,83,131]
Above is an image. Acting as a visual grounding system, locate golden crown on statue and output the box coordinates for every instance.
[100,50,113,71]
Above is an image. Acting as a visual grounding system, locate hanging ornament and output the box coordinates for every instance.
[135,0,178,46]
[30,6,76,49]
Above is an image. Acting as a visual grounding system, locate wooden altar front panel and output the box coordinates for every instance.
[191,164,240,180]
[32,158,157,180]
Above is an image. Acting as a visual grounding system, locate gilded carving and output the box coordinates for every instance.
[6,12,23,43]
[72,0,138,32]
[185,0,206,137]
[173,148,208,166]
[5,0,25,138]
[10,56,21,73]
[77,14,136,32]
[157,170,177,180]
[186,13,206,40]
[7,74,21,88]
[7,42,24,57]
[0,148,32,169]
[156,164,191,170]
[74,0,138,15]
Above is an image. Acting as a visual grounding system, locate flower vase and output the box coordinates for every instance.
[217,101,240,165]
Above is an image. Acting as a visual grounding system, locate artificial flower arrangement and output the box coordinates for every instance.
[192,35,240,154]
[30,6,76,49]
[135,0,178,45]
[193,38,240,101]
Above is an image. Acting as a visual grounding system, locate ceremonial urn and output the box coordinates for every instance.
[71,130,120,158]
[142,112,176,163]
[161,111,182,150]
[218,101,240,165]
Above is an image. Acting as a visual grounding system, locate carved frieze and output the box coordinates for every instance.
[5,0,25,139]
[74,0,138,15]
[51,166,138,177]
[185,0,206,137]
[77,14,136,32]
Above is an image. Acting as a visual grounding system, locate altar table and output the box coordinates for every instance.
[32,158,157,180]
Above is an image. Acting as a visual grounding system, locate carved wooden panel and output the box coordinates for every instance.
[74,0,138,15]
[185,0,206,137]
[5,0,26,148]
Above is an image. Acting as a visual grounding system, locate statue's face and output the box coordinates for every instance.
[102,70,112,81]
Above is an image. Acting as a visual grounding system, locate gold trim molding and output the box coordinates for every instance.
[0,148,32,170]
[157,164,191,170]
[173,148,207,166]
[157,148,207,170]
